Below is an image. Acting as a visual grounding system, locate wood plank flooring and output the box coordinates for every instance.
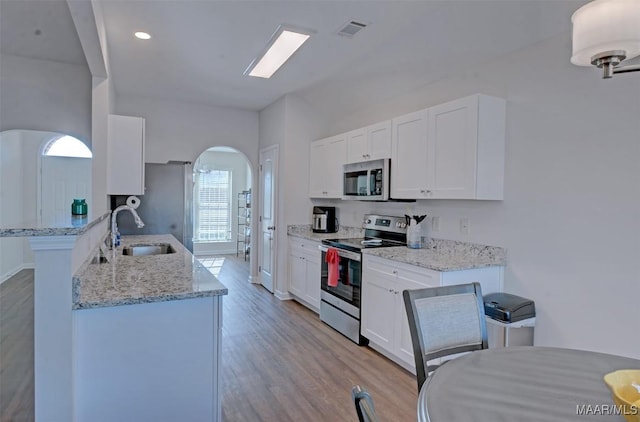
[0,270,34,422]
[0,256,417,422]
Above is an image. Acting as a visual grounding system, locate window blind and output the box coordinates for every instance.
[195,170,232,241]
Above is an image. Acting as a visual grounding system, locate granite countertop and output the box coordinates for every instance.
[287,224,364,242]
[73,234,228,310]
[363,238,506,272]
[0,212,110,237]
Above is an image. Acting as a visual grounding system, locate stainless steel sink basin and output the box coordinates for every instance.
[91,255,110,264]
[122,243,176,256]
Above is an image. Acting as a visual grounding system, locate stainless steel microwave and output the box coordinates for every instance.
[342,158,390,201]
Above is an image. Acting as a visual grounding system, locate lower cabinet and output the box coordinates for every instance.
[288,238,321,312]
[361,254,502,372]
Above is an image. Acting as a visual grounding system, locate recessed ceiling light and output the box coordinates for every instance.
[134,32,151,40]
[244,25,313,79]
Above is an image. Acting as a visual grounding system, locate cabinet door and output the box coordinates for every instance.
[394,269,439,369]
[288,248,306,298]
[304,251,321,310]
[361,268,396,351]
[346,129,367,163]
[309,139,328,197]
[428,96,478,199]
[324,135,347,198]
[391,109,430,199]
[367,120,391,161]
[107,115,145,195]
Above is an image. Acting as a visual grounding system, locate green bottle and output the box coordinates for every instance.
[71,199,88,216]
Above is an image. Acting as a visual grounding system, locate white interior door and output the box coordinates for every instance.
[40,156,92,224]
[259,145,278,293]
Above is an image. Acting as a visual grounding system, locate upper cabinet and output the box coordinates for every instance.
[309,134,346,198]
[346,120,391,163]
[390,109,429,199]
[107,115,145,196]
[391,94,506,200]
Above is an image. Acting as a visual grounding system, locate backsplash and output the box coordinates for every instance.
[287,224,364,238]
[428,237,506,265]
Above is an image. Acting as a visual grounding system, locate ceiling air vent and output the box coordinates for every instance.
[337,20,367,38]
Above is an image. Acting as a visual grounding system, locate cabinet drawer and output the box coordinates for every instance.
[364,255,439,288]
[288,238,320,251]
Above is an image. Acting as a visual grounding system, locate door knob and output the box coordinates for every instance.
[267,225,276,230]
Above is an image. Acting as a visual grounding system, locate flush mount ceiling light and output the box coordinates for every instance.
[244,25,313,79]
[134,31,151,40]
[571,0,640,79]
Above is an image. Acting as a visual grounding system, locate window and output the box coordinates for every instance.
[195,170,232,242]
[43,135,92,158]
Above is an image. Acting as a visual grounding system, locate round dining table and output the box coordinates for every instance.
[418,346,640,422]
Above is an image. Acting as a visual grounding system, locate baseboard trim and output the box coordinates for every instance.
[1,262,35,285]
[275,290,292,301]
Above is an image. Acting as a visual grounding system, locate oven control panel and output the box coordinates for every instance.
[362,214,407,234]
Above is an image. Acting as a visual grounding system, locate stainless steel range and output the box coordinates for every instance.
[319,214,407,345]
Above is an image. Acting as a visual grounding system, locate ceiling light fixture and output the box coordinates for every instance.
[571,0,640,79]
[244,25,313,79]
[134,31,151,40]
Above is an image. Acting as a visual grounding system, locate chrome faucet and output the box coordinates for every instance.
[111,205,145,248]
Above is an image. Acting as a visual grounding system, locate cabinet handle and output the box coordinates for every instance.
[388,288,394,293]
[392,270,398,275]
[394,290,399,295]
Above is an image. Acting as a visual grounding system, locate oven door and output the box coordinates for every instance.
[319,245,362,309]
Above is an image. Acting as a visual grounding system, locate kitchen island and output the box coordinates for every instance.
[72,234,227,422]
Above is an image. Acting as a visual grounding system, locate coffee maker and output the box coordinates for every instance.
[312,206,337,233]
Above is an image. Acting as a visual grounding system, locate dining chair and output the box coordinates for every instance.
[402,282,488,392]
[351,385,380,422]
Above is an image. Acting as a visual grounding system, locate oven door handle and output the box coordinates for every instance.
[319,245,361,262]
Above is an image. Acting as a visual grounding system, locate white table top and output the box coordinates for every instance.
[418,346,640,422]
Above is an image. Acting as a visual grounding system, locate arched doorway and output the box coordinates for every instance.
[192,146,253,267]
[39,134,92,225]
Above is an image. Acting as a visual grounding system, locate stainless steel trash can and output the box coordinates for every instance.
[483,292,536,348]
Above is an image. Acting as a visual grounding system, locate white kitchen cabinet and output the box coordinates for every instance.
[361,254,502,372]
[288,238,321,312]
[391,94,505,200]
[346,120,391,163]
[309,134,346,198]
[427,94,505,199]
[107,114,145,195]
[390,109,429,199]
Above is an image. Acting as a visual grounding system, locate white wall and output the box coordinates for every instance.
[115,96,259,166]
[0,131,26,282]
[259,94,325,297]
[0,54,92,143]
[193,150,251,255]
[308,32,640,359]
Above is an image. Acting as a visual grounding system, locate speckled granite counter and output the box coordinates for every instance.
[363,238,506,271]
[288,224,506,271]
[0,211,110,237]
[73,234,227,310]
[287,224,363,241]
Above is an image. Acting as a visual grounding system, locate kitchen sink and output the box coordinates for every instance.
[90,255,110,264]
[122,243,176,256]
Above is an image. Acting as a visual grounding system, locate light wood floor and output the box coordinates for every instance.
[0,270,34,422]
[0,255,417,422]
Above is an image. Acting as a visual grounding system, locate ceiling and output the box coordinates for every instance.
[1,0,587,117]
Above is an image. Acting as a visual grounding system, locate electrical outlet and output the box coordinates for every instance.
[460,218,470,235]
[431,216,440,232]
